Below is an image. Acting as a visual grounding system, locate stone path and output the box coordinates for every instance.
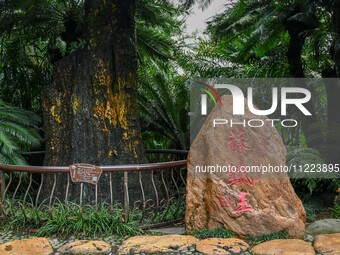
[0,231,116,250]
[0,227,339,255]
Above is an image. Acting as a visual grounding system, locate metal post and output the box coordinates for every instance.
[124,171,129,222]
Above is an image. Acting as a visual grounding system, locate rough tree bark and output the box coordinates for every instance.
[42,0,145,202]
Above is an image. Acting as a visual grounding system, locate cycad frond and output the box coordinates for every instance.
[137,22,176,63]
[0,100,41,165]
[138,64,189,149]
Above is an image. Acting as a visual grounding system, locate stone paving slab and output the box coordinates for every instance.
[196,238,249,255]
[57,240,111,254]
[313,233,340,255]
[117,235,199,255]
[251,239,316,255]
[0,237,53,255]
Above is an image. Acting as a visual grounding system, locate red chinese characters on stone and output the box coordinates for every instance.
[221,129,254,214]
[219,193,234,208]
[227,128,252,155]
[227,163,254,187]
[232,192,253,214]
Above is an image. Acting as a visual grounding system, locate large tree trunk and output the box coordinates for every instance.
[42,0,145,202]
[284,12,321,149]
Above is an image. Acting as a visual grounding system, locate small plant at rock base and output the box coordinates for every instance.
[245,232,290,246]
[190,227,235,239]
[331,204,340,219]
[302,199,319,223]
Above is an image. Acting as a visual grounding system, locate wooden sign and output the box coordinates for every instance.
[69,164,103,185]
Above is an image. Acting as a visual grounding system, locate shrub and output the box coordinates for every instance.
[331,204,340,219]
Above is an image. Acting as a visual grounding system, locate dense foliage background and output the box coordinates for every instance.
[0,0,339,198]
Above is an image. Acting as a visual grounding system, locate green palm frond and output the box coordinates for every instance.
[0,100,41,165]
[137,0,183,32]
[179,0,197,10]
[135,0,189,149]
[137,22,176,63]
[287,147,323,165]
[199,0,332,78]
[138,62,189,149]
[287,147,323,194]
[287,146,339,193]
[136,0,185,65]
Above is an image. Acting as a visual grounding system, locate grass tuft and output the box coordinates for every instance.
[190,227,235,239]
[0,201,141,238]
[245,231,290,246]
[0,197,185,239]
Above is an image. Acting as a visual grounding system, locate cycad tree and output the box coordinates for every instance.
[0,0,189,201]
[138,65,190,150]
[136,0,190,149]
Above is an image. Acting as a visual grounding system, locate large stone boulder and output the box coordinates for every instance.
[305,219,340,235]
[186,95,306,238]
